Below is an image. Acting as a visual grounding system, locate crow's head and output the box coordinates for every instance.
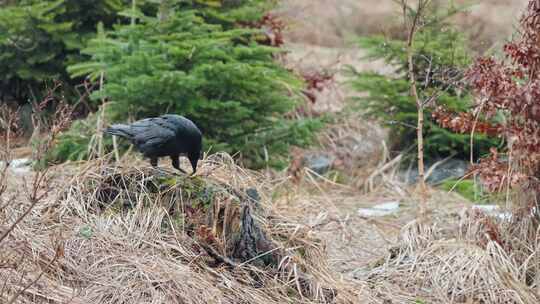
[188,133,202,175]
[179,115,202,175]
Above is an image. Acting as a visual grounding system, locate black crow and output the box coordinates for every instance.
[105,114,202,174]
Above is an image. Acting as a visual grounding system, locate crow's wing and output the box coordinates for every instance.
[159,114,201,137]
[128,118,176,156]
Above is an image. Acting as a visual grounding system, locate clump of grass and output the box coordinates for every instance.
[1,152,356,303]
[356,211,540,303]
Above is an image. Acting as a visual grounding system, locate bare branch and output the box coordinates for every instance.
[6,244,62,304]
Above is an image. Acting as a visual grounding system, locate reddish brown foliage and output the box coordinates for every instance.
[243,13,335,111]
[470,148,528,192]
[241,13,285,47]
[283,69,334,119]
[300,70,335,104]
[0,106,22,141]
[474,210,505,248]
[196,225,219,246]
[432,106,503,136]
[286,147,304,184]
[435,0,540,195]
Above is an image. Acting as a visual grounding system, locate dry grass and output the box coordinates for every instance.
[277,0,528,52]
[0,153,361,303]
[277,133,540,304]
[355,209,540,303]
[278,145,473,275]
[286,112,387,187]
[3,127,540,304]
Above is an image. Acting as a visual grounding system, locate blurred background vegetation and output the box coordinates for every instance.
[345,3,503,162]
[0,0,520,180]
[0,0,322,169]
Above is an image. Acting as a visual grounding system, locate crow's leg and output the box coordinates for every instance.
[150,157,158,167]
[171,155,187,174]
[150,157,171,176]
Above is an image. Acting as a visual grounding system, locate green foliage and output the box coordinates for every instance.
[78,225,94,239]
[0,0,126,104]
[191,0,275,26]
[57,1,320,169]
[347,6,501,160]
[439,178,485,203]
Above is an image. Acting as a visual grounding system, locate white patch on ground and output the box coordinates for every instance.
[358,201,400,218]
[472,204,512,221]
[0,158,33,175]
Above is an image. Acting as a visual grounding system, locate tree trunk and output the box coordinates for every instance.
[403,0,428,213]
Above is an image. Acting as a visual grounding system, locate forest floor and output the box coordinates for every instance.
[276,44,475,282]
[272,0,531,298]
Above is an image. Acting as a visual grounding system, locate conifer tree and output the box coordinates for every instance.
[0,0,126,104]
[61,0,320,168]
[347,4,501,161]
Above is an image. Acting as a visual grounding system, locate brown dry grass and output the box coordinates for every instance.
[355,211,540,303]
[0,153,362,303]
[3,129,539,304]
[273,109,540,303]
[278,141,470,273]
[278,160,540,303]
[277,0,528,52]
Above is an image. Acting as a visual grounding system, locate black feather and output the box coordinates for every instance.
[105,114,202,174]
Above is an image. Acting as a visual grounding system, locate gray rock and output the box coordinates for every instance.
[19,103,34,136]
[246,188,261,206]
[398,167,419,185]
[303,153,334,175]
[426,159,469,184]
[398,158,469,185]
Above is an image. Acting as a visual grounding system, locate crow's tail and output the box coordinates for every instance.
[105,124,133,139]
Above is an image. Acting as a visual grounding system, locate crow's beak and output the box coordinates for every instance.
[189,152,200,176]
[189,161,198,176]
